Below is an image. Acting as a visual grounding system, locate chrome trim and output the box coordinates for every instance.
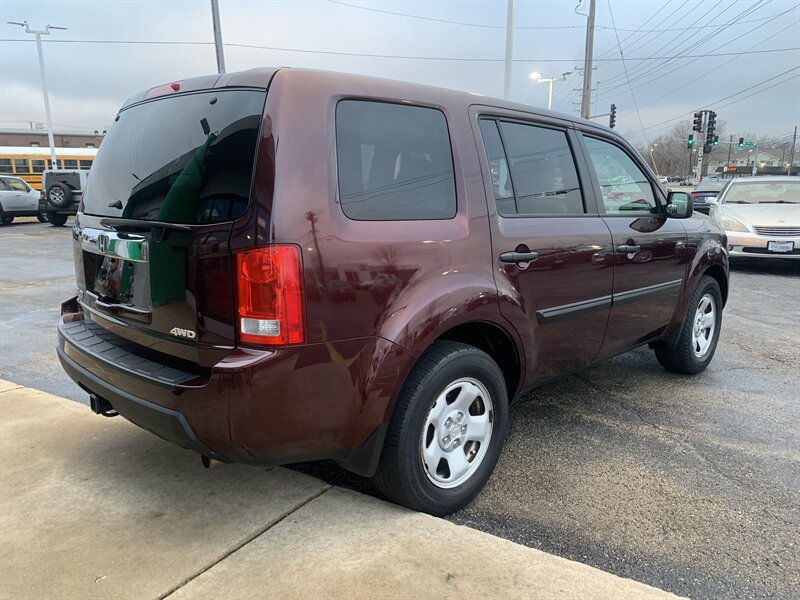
[80,227,149,263]
[753,226,800,237]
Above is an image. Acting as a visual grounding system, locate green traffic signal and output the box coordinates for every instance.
[687,134,694,149]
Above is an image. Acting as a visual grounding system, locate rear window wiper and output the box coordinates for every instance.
[99,217,193,232]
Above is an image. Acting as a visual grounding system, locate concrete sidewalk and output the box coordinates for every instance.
[0,379,683,599]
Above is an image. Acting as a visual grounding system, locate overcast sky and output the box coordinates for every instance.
[1,0,798,145]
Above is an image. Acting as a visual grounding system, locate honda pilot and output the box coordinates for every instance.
[58,68,729,515]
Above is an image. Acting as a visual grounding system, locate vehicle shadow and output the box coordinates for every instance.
[729,258,800,277]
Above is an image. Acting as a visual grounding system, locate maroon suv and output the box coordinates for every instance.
[58,68,728,515]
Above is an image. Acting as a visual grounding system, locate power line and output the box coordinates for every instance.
[606,0,648,145]
[636,18,800,110]
[329,0,800,34]
[599,1,794,96]
[625,66,800,139]
[600,0,768,90]
[1,37,794,63]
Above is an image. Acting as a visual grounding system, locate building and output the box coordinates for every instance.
[705,148,793,177]
[0,128,104,149]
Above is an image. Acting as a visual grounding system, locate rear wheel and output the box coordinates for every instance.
[373,341,508,516]
[37,207,48,223]
[654,275,722,374]
[47,212,68,227]
[0,209,13,225]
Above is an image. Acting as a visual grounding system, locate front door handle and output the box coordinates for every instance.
[617,244,641,253]
[499,251,539,264]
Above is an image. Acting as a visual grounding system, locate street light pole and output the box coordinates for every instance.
[530,71,571,110]
[503,0,515,99]
[580,0,596,119]
[210,0,226,74]
[8,21,65,166]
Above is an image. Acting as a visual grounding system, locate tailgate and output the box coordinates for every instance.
[72,87,267,366]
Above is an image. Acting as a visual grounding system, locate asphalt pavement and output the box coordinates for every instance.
[1,217,798,600]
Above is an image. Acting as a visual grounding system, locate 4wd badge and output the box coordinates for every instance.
[169,327,196,340]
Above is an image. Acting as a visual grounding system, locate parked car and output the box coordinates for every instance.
[41,169,89,226]
[710,176,799,259]
[691,179,726,214]
[57,68,729,516]
[0,175,46,224]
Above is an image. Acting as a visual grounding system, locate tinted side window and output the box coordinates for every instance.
[478,120,515,215]
[13,159,29,174]
[336,100,456,221]
[583,137,657,215]
[0,159,11,174]
[498,121,584,215]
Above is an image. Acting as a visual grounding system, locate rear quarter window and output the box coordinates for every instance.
[335,100,457,221]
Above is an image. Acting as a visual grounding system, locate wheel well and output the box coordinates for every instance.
[436,322,520,400]
[704,264,728,305]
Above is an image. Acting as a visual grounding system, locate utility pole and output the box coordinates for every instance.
[7,21,65,166]
[752,143,759,176]
[210,0,226,74]
[789,125,797,176]
[503,0,515,99]
[580,0,596,119]
[726,135,733,176]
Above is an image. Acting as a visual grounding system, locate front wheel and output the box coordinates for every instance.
[372,341,508,516]
[654,275,723,374]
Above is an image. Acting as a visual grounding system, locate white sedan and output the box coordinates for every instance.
[710,176,799,259]
[0,175,46,225]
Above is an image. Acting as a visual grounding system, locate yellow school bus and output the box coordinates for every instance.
[0,146,98,190]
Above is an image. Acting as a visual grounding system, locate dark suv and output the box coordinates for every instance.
[58,68,729,515]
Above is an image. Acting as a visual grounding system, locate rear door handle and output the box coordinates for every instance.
[617,244,641,253]
[499,251,539,264]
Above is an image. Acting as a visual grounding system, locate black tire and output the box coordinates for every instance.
[0,208,13,225]
[373,341,508,516]
[47,182,73,208]
[37,207,48,223]
[654,275,723,374]
[47,212,68,227]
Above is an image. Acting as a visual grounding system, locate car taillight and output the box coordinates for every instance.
[236,245,305,346]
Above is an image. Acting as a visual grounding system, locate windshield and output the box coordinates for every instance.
[723,181,799,204]
[82,89,266,223]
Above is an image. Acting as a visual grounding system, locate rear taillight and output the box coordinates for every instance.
[236,245,305,346]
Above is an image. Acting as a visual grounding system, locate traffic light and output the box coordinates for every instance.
[707,111,717,134]
[706,111,717,146]
[692,112,703,132]
[738,137,744,148]
[687,134,694,149]
[713,135,719,146]
[609,104,616,129]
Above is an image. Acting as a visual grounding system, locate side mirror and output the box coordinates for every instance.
[666,191,693,219]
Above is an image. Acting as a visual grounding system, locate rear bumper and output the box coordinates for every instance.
[57,298,408,476]
[57,344,222,459]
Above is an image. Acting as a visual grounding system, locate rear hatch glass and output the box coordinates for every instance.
[83,89,266,223]
[74,89,266,366]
